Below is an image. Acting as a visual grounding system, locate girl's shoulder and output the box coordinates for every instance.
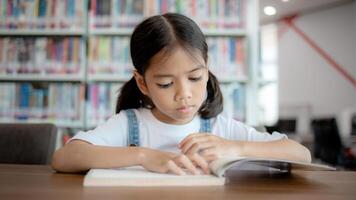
[211,113,243,126]
[117,108,152,122]
[116,108,147,116]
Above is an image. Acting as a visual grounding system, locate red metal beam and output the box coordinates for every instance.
[283,17,356,88]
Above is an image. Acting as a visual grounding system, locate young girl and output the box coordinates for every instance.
[52,13,311,175]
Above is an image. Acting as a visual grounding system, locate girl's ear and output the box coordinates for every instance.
[133,71,149,96]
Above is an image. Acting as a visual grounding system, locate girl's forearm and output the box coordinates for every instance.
[51,140,144,173]
[236,139,312,163]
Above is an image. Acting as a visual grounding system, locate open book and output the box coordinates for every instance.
[84,156,335,187]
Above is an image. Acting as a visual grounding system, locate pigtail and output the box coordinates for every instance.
[199,71,223,119]
[116,77,150,113]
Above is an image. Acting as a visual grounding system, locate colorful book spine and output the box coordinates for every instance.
[17,83,31,119]
[0,82,84,122]
[86,83,122,125]
[220,83,246,121]
[90,0,146,28]
[0,0,84,30]
[0,37,83,75]
[206,37,247,80]
[88,36,132,75]
[131,0,246,30]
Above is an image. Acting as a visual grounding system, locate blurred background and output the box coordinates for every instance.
[0,0,355,169]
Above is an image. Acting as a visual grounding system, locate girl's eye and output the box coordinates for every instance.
[189,77,202,82]
[156,82,173,88]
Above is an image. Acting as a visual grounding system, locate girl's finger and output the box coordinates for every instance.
[189,153,211,175]
[203,154,219,162]
[179,133,205,148]
[167,160,186,175]
[174,155,199,175]
[199,147,219,161]
[185,142,213,155]
[180,136,209,153]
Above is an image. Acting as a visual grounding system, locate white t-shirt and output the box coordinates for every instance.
[71,108,286,153]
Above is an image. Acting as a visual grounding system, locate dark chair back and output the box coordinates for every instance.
[0,123,57,165]
[265,118,297,134]
[311,118,343,165]
[352,114,356,135]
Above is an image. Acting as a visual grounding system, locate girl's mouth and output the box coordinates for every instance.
[177,106,193,113]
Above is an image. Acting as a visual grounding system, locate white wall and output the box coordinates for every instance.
[278,2,356,137]
[278,2,355,130]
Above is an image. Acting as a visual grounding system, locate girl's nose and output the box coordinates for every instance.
[175,82,192,102]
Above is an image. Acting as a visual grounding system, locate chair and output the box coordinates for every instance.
[311,118,342,165]
[0,123,57,165]
[311,118,356,169]
[352,114,356,135]
[265,118,297,134]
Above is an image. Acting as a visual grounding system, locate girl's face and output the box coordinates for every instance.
[134,47,209,125]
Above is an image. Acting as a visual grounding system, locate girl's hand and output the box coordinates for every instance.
[179,133,243,161]
[139,148,211,175]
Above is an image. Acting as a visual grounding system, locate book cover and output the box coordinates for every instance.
[209,156,336,178]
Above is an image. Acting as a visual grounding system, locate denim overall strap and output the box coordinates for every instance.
[126,109,140,146]
[200,118,211,133]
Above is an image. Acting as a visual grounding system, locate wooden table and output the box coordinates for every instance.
[0,164,355,200]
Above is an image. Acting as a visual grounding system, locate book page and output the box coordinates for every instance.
[84,166,225,186]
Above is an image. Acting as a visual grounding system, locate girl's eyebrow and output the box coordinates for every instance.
[153,65,205,78]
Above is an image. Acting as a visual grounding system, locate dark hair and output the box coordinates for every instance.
[116,13,223,119]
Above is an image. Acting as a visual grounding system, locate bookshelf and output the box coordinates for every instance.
[0,0,260,144]
[0,0,87,130]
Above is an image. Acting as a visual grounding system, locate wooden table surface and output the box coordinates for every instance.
[0,164,355,200]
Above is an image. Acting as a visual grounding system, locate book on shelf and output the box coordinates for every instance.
[0,0,84,30]
[207,37,247,81]
[89,0,245,30]
[86,83,122,126]
[88,36,131,75]
[220,83,246,122]
[0,37,83,75]
[0,82,84,122]
[90,0,143,28]
[84,156,335,187]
